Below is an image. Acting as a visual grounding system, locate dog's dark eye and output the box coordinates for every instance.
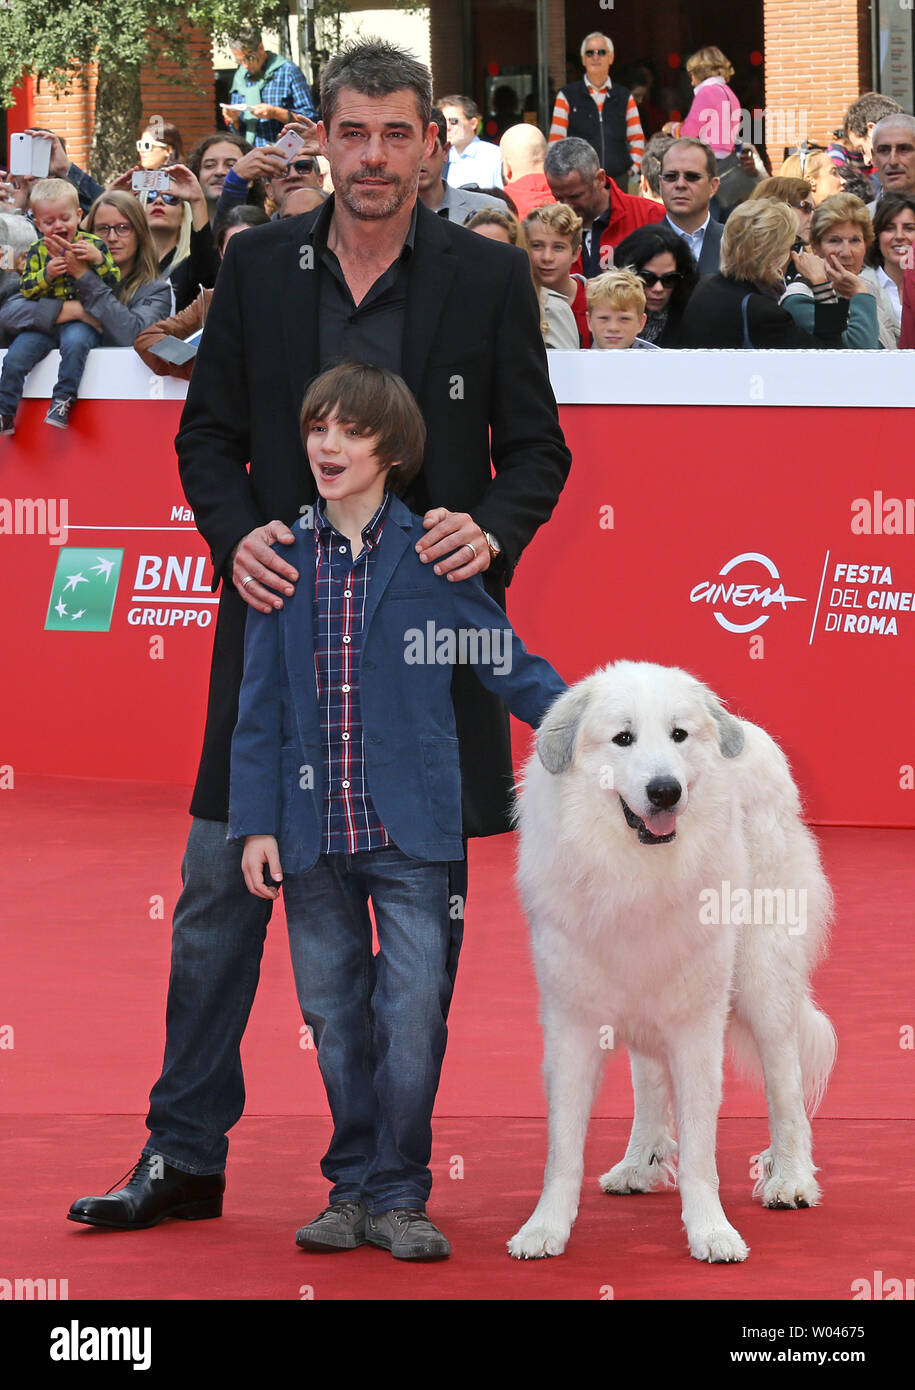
[671,728,688,743]
[611,731,633,747]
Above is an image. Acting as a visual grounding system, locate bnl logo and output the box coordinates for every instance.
[45,548,124,632]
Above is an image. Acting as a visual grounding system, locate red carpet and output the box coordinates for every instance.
[2,776,914,1301]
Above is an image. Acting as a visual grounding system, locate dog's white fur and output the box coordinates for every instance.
[507,661,836,1264]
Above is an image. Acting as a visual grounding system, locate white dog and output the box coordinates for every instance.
[507,661,836,1264]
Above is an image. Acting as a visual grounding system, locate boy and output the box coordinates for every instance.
[228,360,566,1261]
[524,202,591,346]
[0,178,119,433]
[586,267,659,350]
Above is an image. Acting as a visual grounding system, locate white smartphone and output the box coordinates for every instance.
[131,168,171,192]
[9,133,51,177]
[274,129,305,161]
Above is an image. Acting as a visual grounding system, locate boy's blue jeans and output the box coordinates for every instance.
[282,844,463,1214]
[0,321,101,415]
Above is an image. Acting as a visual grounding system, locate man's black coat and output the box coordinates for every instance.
[175,197,572,835]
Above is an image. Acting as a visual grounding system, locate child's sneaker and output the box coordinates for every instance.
[0,413,14,436]
[45,397,75,429]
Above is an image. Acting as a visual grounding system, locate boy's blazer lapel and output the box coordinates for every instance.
[361,496,415,640]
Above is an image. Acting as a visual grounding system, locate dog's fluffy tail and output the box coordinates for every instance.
[727,997,837,1115]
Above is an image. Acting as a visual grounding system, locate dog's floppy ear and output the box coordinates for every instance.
[705,693,745,758]
[536,683,592,774]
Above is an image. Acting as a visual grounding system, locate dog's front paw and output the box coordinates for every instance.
[688,1224,749,1264]
[507,1224,569,1259]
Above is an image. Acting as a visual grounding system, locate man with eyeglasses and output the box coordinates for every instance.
[867,114,915,216]
[222,29,317,147]
[549,32,644,192]
[659,139,724,274]
[438,96,504,190]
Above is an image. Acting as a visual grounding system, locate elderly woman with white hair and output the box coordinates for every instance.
[677,197,850,347]
[781,193,890,349]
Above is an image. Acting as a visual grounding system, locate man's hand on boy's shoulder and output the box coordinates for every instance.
[416,507,491,581]
[232,520,299,612]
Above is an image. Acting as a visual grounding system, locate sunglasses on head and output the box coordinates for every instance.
[141,188,180,206]
[660,170,706,183]
[638,269,681,288]
[288,158,317,175]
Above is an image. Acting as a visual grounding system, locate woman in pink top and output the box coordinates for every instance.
[664,46,741,156]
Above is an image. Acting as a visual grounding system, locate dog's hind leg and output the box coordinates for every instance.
[742,998,829,1210]
[599,1051,678,1194]
[668,1024,749,1262]
[507,1009,605,1259]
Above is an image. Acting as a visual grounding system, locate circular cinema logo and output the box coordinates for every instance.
[689,553,806,634]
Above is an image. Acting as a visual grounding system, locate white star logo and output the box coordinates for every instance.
[91,556,115,581]
[63,571,89,592]
[71,609,86,621]
[55,598,68,618]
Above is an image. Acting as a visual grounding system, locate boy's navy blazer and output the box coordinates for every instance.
[228,494,567,870]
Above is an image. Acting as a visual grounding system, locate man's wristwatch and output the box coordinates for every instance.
[483,531,502,565]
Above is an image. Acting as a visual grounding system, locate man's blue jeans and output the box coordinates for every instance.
[282,845,463,1213]
[144,820,466,1180]
[0,321,101,415]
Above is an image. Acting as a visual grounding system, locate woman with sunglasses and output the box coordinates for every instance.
[138,164,221,313]
[137,120,183,171]
[612,224,698,346]
[748,176,815,284]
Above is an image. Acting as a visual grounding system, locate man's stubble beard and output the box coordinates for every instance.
[335,166,420,220]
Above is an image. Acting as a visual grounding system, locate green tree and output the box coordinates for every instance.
[0,0,294,182]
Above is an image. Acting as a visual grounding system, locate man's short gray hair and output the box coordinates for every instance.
[319,38,433,132]
[544,136,600,182]
[580,32,614,61]
[872,113,915,145]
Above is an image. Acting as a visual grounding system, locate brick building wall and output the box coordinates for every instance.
[763,0,870,170]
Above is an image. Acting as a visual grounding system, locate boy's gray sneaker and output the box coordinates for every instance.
[365,1208,451,1261]
[295,1199,367,1251]
[45,397,75,428]
[0,414,14,436]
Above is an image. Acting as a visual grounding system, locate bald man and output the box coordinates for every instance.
[501,123,556,221]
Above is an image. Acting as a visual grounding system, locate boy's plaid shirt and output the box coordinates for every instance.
[20,231,120,301]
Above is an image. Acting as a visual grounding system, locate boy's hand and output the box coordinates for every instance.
[232,520,299,612]
[417,508,490,580]
[242,835,283,898]
[62,241,94,277]
[45,255,69,280]
[70,239,104,266]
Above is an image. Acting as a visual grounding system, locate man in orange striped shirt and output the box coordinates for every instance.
[549,32,644,192]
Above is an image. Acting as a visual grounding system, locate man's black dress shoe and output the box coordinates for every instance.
[67,1153,225,1230]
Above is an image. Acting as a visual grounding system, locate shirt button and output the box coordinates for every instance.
[342,732,350,741]
[339,545,347,554]
[342,780,350,789]
[342,635,351,644]
[344,589,352,598]
[341,684,350,692]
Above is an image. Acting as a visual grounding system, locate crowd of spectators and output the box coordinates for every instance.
[1,24,914,432]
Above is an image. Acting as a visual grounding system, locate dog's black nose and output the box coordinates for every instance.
[646,777,681,809]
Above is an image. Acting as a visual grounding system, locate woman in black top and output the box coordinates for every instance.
[613,224,699,345]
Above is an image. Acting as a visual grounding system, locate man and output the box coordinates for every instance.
[867,114,915,215]
[639,131,674,204]
[214,139,324,224]
[438,95,504,189]
[843,93,903,198]
[544,136,664,277]
[67,39,570,1242]
[659,138,723,274]
[419,109,505,221]
[222,28,317,146]
[188,133,252,224]
[501,123,555,221]
[549,32,644,191]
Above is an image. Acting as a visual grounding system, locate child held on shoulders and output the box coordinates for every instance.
[0,178,119,434]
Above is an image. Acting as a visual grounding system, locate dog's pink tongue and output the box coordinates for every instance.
[647,811,677,837]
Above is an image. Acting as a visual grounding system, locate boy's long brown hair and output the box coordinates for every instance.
[300,361,426,494]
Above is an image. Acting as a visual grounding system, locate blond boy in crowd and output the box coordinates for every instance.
[0,178,118,432]
[523,202,590,346]
[586,268,659,349]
